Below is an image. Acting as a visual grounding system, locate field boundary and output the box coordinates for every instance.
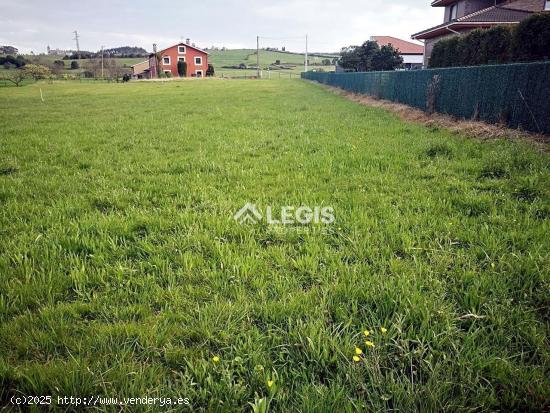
[302,62,550,135]
[308,81,550,152]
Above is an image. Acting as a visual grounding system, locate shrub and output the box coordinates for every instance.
[206,64,215,77]
[481,26,513,64]
[177,60,187,77]
[513,12,550,62]
[430,13,550,68]
[23,64,52,80]
[70,61,79,70]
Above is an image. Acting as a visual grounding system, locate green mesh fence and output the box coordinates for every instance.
[302,62,550,135]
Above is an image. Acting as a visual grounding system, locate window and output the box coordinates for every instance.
[163,56,170,65]
[449,4,457,20]
[195,70,203,77]
[178,45,186,54]
[545,0,550,10]
[163,70,171,74]
[178,57,186,62]
[195,56,202,65]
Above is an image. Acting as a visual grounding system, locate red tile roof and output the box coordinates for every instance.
[371,36,424,55]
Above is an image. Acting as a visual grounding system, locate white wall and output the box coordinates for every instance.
[401,54,424,64]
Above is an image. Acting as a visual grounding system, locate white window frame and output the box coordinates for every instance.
[449,4,457,20]
[162,56,171,65]
[194,56,202,65]
[178,45,186,54]
[163,70,171,75]
[178,56,186,62]
[195,70,203,77]
[545,0,550,10]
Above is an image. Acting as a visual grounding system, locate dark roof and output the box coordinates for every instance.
[501,0,546,12]
[461,6,532,22]
[431,0,545,9]
[412,4,536,39]
[413,0,545,40]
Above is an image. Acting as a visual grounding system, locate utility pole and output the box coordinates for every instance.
[256,36,260,79]
[73,30,80,58]
[101,45,105,79]
[305,34,308,72]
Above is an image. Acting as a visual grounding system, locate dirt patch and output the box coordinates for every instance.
[316,83,550,152]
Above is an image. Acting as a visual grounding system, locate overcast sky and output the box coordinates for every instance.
[1,0,442,53]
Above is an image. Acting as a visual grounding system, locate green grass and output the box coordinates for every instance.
[0,80,549,412]
[19,55,145,78]
[20,50,335,79]
[208,49,335,77]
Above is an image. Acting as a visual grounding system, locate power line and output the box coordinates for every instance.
[73,30,80,58]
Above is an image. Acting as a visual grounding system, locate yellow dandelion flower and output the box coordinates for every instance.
[380,327,388,334]
[267,380,274,388]
[365,340,375,348]
[352,355,361,362]
[355,347,363,355]
[212,356,220,363]
[363,330,370,337]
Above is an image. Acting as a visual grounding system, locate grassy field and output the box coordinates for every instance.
[203,49,335,77]
[18,49,335,79]
[0,79,549,411]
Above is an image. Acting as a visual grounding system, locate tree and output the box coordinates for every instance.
[0,45,18,55]
[339,41,379,72]
[23,64,52,80]
[339,41,402,72]
[370,45,403,71]
[103,58,128,81]
[1,55,27,68]
[50,60,65,76]
[0,69,27,86]
[70,61,79,70]
[206,64,215,77]
[154,52,164,78]
[84,58,102,78]
[177,60,187,77]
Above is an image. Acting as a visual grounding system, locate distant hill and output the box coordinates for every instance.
[103,46,149,58]
[209,48,339,75]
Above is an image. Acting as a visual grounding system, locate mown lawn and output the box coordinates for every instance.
[0,79,549,412]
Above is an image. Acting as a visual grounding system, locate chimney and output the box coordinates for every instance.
[153,43,157,53]
[192,43,196,47]
[186,38,190,45]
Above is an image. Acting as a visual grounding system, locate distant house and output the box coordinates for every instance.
[150,40,208,78]
[131,60,151,79]
[370,36,424,70]
[412,0,550,67]
[131,40,209,79]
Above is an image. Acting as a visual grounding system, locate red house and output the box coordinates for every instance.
[147,40,209,78]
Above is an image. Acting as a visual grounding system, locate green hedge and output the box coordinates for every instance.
[430,13,550,68]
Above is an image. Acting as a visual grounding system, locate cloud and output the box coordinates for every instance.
[1,0,442,53]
